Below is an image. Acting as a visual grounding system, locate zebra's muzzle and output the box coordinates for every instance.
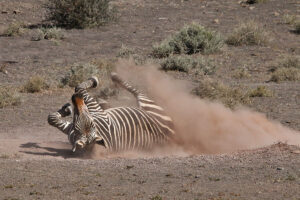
[72,140,86,152]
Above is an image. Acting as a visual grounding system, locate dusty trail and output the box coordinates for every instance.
[116,61,300,155]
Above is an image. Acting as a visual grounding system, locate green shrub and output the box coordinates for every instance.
[226,21,270,46]
[192,79,251,109]
[45,0,116,29]
[160,55,216,75]
[152,23,223,58]
[22,76,49,93]
[3,22,25,36]
[0,86,21,108]
[249,86,273,97]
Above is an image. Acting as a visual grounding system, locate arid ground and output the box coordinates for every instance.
[0,0,299,199]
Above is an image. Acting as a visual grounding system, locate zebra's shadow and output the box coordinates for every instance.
[19,142,80,159]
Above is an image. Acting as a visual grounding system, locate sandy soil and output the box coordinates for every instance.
[0,0,299,199]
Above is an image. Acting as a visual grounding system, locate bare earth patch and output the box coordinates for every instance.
[0,0,299,199]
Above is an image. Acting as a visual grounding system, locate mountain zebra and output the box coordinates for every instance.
[48,73,175,152]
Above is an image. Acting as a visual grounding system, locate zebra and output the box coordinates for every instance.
[48,73,175,152]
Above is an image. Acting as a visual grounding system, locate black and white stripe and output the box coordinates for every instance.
[48,74,175,152]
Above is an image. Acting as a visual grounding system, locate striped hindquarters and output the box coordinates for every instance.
[110,73,175,137]
[99,107,171,151]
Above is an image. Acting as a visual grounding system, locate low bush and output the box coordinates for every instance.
[0,86,21,108]
[152,23,223,58]
[22,76,49,93]
[160,55,216,75]
[192,79,251,109]
[45,0,116,29]
[226,21,270,46]
[3,22,25,36]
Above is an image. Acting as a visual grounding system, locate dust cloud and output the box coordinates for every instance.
[91,60,300,158]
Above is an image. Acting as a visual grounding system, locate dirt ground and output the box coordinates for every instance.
[0,0,299,199]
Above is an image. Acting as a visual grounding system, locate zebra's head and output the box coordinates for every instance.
[71,93,102,152]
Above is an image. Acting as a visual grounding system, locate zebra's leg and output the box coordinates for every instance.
[111,72,163,113]
[111,72,175,135]
[48,103,73,135]
[74,76,105,113]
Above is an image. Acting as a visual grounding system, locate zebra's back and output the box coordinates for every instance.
[97,107,172,151]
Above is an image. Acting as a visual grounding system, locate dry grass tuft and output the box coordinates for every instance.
[3,22,26,36]
[41,27,65,40]
[249,86,273,97]
[116,45,145,65]
[269,55,300,82]
[270,68,300,82]
[0,86,21,108]
[21,76,50,93]
[193,79,251,109]
[226,21,270,46]
[282,14,297,25]
[232,67,251,79]
[152,23,223,58]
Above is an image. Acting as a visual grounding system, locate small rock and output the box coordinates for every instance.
[213,19,219,24]
[13,9,21,14]
[292,150,300,154]
[276,167,284,171]
[249,6,255,10]
[126,165,134,169]
[195,175,201,178]
[273,12,280,17]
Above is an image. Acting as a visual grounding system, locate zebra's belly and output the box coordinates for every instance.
[103,107,168,151]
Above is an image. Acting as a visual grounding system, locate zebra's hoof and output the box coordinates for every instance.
[61,103,72,117]
[88,76,99,88]
[111,72,121,83]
